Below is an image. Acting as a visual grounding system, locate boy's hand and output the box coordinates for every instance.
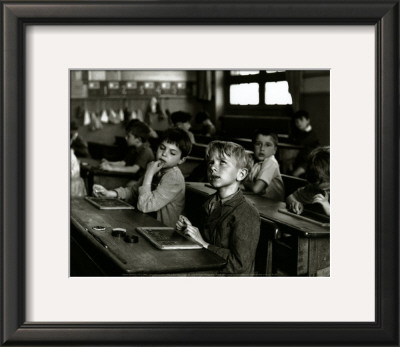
[92,184,115,198]
[312,193,330,216]
[176,215,191,231]
[288,201,304,214]
[176,215,209,248]
[184,225,209,248]
[146,160,165,175]
[99,162,112,171]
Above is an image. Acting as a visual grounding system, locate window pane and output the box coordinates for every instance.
[230,71,260,76]
[265,81,292,105]
[230,83,259,105]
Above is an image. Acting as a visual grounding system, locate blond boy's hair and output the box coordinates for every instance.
[205,141,251,171]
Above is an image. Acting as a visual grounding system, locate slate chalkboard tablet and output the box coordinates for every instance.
[85,197,135,210]
[136,227,202,250]
[278,208,330,227]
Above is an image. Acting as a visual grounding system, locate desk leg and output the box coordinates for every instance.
[87,172,94,196]
[308,238,330,277]
[266,238,273,275]
[80,167,94,196]
[297,238,310,275]
[296,237,330,276]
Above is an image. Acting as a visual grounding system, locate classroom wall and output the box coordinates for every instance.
[71,70,330,146]
[300,73,330,146]
[70,70,210,145]
[214,71,330,145]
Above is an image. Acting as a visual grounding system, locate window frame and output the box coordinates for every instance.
[224,70,293,116]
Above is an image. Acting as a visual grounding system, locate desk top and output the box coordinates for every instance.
[185,182,329,238]
[71,198,226,275]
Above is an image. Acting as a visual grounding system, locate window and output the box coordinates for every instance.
[224,70,293,115]
[265,81,292,105]
[230,83,259,105]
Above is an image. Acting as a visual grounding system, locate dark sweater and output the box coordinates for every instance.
[201,190,260,275]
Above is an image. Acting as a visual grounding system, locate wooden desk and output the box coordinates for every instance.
[70,198,226,276]
[185,182,330,276]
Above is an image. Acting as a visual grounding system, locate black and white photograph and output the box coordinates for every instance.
[70,69,330,277]
[2,1,398,345]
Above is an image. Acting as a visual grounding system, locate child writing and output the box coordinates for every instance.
[100,119,154,176]
[70,121,90,158]
[286,146,330,216]
[194,111,216,137]
[70,128,87,197]
[243,128,285,201]
[170,111,196,143]
[176,141,260,275]
[144,96,169,132]
[93,128,192,227]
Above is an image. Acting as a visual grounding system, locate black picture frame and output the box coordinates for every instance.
[1,1,399,346]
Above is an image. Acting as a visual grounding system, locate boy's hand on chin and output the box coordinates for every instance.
[146,160,165,175]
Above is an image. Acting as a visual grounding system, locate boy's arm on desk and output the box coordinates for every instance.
[101,164,141,174]
[81,159,141,178]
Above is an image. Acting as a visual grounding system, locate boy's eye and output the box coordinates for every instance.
[170,151,177,156]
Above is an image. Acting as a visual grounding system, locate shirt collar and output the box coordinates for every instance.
[217,189,244,207]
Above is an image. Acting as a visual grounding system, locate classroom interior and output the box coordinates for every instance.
[70,69,330,277]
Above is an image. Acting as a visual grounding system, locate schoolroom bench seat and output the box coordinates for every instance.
[281,174,307,198]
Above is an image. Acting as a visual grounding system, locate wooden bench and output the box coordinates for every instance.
[281,174,307,198]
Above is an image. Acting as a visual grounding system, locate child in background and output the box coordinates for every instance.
[100,119,154,176]
[289,110,320,177]
[70,130,87,197]
[176,141,260,275]
[286,146,330,216]
[70,121,90,158]
[170,111,196,143]
[144,96,169,132]
[243,128,285,201]
[93,128,192,227]
[195,111,216,137]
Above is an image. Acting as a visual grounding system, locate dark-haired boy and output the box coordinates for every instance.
[243,128,285,201]
[94,128,192,228]
[170,111,195,143]
[100,119,154,176]
[290,110,320,177]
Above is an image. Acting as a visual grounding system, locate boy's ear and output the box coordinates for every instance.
[236,168,248,182]
[178,156,187,165]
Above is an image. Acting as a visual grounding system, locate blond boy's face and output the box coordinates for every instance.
[253,134,277,162]
[207,152,246,189]
[156,141,185,169]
